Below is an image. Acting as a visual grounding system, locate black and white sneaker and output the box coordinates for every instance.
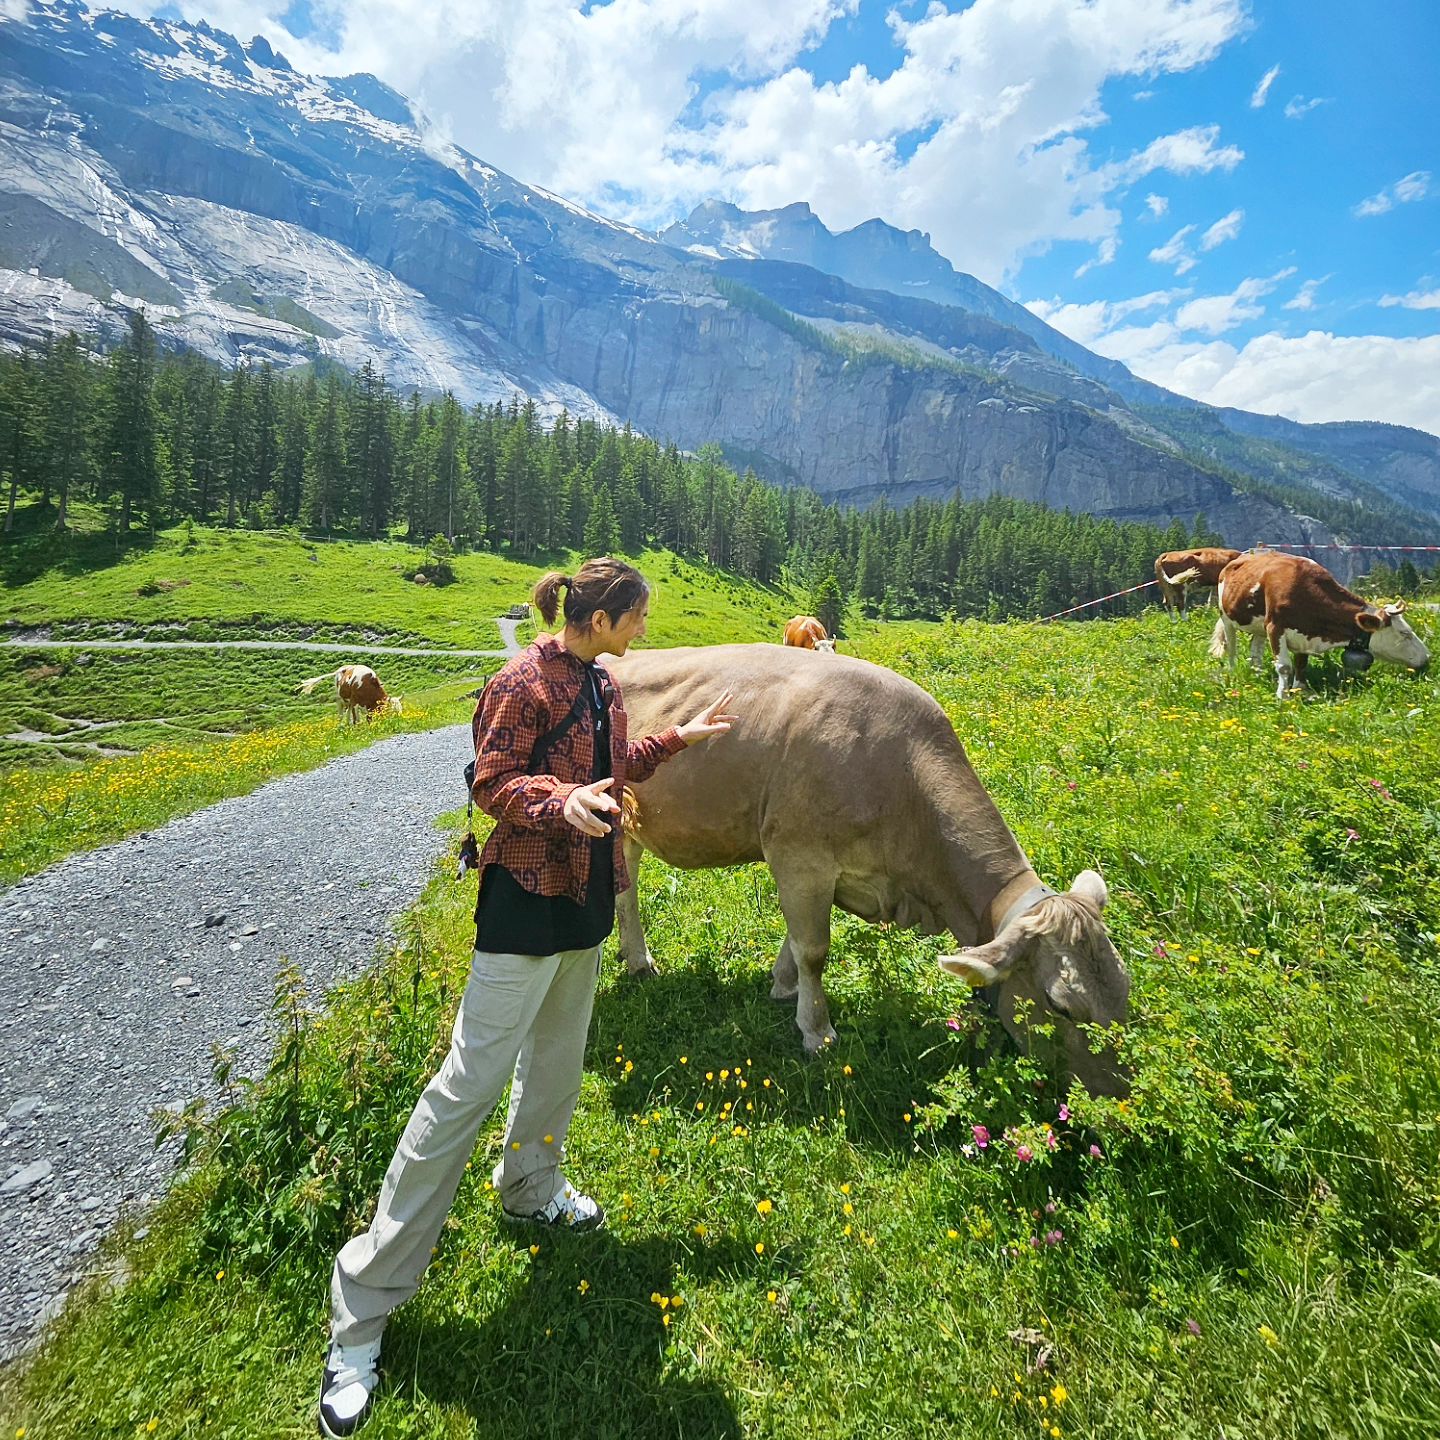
[318,1337,382,1438]
[502,1181,605,1231]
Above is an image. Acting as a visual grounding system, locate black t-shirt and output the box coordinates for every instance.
[474,664,615,956]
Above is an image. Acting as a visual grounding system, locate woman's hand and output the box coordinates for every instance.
[676,691,738,747]
[563,776,621,836]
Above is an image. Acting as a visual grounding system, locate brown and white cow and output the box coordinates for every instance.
[783,615,835,652]
[1154,547,1241,618]
[298,664,403,722]
[1210,550,1429,698]
[607,644,1130,1096]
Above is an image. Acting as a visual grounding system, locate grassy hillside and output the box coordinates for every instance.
[2,505,801,649]
[2,608,1437,1438]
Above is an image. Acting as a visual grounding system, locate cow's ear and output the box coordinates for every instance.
[1069,869,1108,910]
[1356,610,1384,633]
[939,933,1026,986]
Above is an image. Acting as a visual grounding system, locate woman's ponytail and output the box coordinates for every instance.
[531,571,570,625]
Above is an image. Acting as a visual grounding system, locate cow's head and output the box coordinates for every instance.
[382,695,403,715]
[813,638,837,653]
[938,870,1130,1097]
[1358,602,1430,672]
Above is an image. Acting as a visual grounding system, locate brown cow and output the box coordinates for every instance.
[1154,547,1240,617]
[607,644,1130,1096]
[783,615,834,651]
[298,664,403,722]
[1210,550,1430,698]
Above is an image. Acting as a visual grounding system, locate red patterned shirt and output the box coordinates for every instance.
[470,632,685,902]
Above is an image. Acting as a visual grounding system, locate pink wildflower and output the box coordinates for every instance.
[1089,1144,1103,1158]
[945,1017,961,1032]
[1045,1201,1057,1215]
[1045,1132,1058,1151]
[1186,1318,1202,1337]
[1030,1236,1042,1249]
[1016,1144,1035,1163]
[1153,942,1168,958]
[1057,1104,1070,1123]
[1345,828,1359,843]
[972,1124,990,1149]
[1045,1229,1063,1246]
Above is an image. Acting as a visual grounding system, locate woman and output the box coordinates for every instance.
[320,558,735,1437]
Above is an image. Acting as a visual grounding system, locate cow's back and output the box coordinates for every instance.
[608,645,959,869]
[1219,551,1362,635]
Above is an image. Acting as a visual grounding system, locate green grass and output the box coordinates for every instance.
[3,608,1437,1437]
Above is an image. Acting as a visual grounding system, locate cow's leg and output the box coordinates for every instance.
[1247,630,1266,671]
[770,934,798,1002]
[769,863,837,1054]
[1291,652,1310,692]
[615,835,658,979]
[1270,625,1295,698]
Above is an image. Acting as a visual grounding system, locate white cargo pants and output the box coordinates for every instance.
[330,943,601,1347]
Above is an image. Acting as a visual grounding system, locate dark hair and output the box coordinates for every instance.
[532,558,649,630]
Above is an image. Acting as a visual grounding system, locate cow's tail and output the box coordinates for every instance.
[1207,617,1228,659]
[620,785,641,839]
[1160,565,1201,586]
[297,669,340,695]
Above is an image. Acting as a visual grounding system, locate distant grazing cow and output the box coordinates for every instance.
[298,664,403,722]
[1210,550,1429,697]
[1154,547,1241,617]
[783,615,834,651]
[608,644,1130,1095]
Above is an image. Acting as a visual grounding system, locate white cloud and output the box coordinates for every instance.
[102,0,1250,286]
[1354,170,1432,217]
[1094,328,1440,436]
[1144,192,1168,217]
[1283,276,1328,311]
[1105,123,1243,184]
[1283,94,1327,119]
[1074,234,1118,278]
[1249,64,1280,108]
[1026,287,1184,346]
[1198,206,1242,250]
[1172,267,1293,335]
[1379,287,1440,311]
[1149,222,1197,274]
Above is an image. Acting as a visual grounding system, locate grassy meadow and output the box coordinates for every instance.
[0,508,804,883]
[2,602,1437,1439]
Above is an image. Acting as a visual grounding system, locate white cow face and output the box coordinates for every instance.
[938,870,1131,1097]
[1360,603,1430,671]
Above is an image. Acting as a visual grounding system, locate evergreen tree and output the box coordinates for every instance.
[583,484,620,555]
[99,310,161,533]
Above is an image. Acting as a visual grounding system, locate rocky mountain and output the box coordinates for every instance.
[1,0,1436,554]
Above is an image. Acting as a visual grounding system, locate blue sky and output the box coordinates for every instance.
[109,1,1440,433]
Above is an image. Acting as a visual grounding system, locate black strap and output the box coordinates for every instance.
[464,668,612,797]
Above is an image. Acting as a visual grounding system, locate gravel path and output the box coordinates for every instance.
[0,721,474,1362]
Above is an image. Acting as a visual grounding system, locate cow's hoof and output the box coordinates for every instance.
[625,956,660,981]
[802,1029,838,1056]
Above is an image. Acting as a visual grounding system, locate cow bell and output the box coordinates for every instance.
[1342,643,1374,673]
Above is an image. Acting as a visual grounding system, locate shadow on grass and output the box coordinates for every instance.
[588,961,1000,1159]
[0,501,154,588]
[384,1230,746,1440]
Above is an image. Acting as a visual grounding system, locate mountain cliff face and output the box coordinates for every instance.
[1,1,1435,554]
